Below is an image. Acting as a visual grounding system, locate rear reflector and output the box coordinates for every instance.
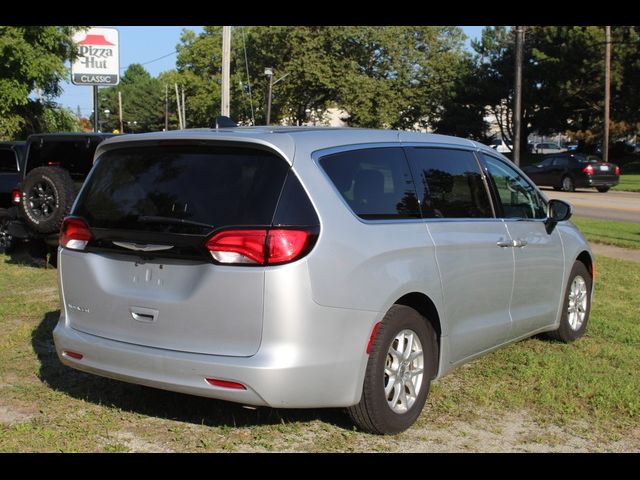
[11,189,20,204]
[60,217,92,251]
[366,322,382,354]
[205,378,247,390]
[62,350,83,360]
[206,228,314,266]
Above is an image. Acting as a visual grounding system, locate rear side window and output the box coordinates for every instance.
[26,139,102,178]
[319,147,420,220]
[0,149,17,173]
[74,145,289,233]
[405,147,493,219]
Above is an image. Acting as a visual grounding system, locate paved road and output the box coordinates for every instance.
[543,189,640,223]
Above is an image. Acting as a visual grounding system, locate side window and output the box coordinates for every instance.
[552,157,568,167]
[0,150,17,173]
[481,154,546,220]
[405,147,493,219]
[319,147,420,219]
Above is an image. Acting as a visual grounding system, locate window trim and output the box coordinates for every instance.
[477,151,549,222]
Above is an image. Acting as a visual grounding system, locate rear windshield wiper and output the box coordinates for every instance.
[137,215,215,230]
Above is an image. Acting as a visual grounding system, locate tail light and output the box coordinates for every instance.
[582,165,594,175]
[614,165,620,175]
[205,228,316,266]
[60,217,92,251]
[11,189,20,204]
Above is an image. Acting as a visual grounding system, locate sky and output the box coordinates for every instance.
[58,26,485,116]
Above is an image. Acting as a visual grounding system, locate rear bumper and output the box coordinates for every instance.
[578,176,619,188]
[53,301,377,409]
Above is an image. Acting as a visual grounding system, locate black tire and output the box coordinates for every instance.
[348,305,438,434]
[0,209,16,253]
[19,167,75,234]
[561,175,575,192]
[545,261,592,343]
[596,186,610,193]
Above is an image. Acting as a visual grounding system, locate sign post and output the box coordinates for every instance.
[71,27,120,132]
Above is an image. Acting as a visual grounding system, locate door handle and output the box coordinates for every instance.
[497,240,515,248]
[513,239,528,248]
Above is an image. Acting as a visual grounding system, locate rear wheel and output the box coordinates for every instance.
[596,186,610,193]
[0,209,16,253]
[348,305,437,434]
[545,261,591,343]
[561,175,575,192]
[19,167,76,234]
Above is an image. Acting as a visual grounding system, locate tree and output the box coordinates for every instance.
[171,26,468,129]
[99,64,166,133]
[0,26,85,139]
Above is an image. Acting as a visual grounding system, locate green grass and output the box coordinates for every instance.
[0,249,639,451]
[572,216,640,250]
[614,174,640,192]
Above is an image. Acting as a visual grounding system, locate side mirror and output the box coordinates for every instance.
[545,199,572,234]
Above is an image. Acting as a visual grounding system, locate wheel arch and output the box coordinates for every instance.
[576,250,594,279]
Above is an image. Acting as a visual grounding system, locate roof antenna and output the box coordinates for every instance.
[214,116,238,129]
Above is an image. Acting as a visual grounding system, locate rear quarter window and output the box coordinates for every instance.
[319,147,420,220]
[0,149,17,173]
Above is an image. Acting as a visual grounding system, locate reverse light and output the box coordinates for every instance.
[205,228,315,266]
[205,378,246,390]
[11,189,20,204]
[582,165,594,175]
[60,217,92,251]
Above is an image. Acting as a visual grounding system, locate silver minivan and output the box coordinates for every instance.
[53,127,593,434]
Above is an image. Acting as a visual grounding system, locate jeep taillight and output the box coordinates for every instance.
[60,217,92,251]
[205,228,316,266]
[11,189,20,204]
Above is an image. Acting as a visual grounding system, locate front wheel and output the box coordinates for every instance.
[545,261,592,343]
[596,186,610,193]
[348,305,437,434]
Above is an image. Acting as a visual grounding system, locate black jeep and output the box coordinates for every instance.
[4,133,115,254]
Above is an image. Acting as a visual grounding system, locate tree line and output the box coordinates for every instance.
[2,26,640,155]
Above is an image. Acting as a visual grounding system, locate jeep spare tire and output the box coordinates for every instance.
[19,167,76,234]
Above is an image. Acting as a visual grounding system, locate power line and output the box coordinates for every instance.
[119,50,178,71]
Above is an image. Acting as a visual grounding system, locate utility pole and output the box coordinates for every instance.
[175,83,183,129]
[93,86,99,132]
[164,84,169,131]
[265,67,274,125]
[118,91,124,133]
[221,26,231,117]
[513,26,524,167]
[603,26,611,164]
[182,86,187,128]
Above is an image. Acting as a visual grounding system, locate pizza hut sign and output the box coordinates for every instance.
[72,27,120,86]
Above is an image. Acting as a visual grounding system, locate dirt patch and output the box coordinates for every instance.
[101,431,174,453]
[0,405,39,425]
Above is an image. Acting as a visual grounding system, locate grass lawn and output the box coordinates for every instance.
[614,175,640,193]
[572,216,640,250]
[0,250,638,451]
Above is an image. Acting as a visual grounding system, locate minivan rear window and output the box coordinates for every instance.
[73,145,289,234]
